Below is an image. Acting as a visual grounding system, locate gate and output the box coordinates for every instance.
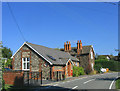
[23,71,42,86]
[53,71,65,81]
[23,70,65,86]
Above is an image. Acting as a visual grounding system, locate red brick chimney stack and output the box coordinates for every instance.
[69,41,71,51]
[64,41,71,51]
[77,40,80,50]
[64,42,66,51]
[80,40,82,50]
[66,41,69,51]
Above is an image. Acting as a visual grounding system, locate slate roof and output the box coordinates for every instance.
[60,45,93,55]
[71,46,92,54]
[26,42,79,65]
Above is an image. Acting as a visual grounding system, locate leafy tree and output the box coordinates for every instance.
[118,52,120,61]
[4,59,12,68]
[95,53,98,59]
[97,55,107,60]
[2,47,12,59]
[2,46,12,68]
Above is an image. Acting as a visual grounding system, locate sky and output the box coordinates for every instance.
[2,2,118,56]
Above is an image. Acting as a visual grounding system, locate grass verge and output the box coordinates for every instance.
[116,77,120,89]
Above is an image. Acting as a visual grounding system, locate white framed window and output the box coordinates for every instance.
[91,51,93,59]
[22,57,30,70]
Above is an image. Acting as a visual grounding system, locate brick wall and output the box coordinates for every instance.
[3,71,24,86]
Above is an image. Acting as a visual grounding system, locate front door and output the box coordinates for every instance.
[67,61,71,76]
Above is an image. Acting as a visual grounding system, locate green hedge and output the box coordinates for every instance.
[95,60,120,72]
[73,66,85,77]
[116,77,120,89]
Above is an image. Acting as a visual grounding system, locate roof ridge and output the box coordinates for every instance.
[27,42,76,57]
[26,42,53,49]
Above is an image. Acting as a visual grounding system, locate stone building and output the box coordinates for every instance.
[11,42,79,80]
[60,40,95,74]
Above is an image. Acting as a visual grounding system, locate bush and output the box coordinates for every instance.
[73,66,78,77]
[78,67,85,75]
[94,63,102,73]
[95,60,120,71]
[73,66,85,77]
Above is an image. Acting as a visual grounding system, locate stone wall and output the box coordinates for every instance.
[54,66,63,71]
[14,50,21,70]
[41,59,50,79]
[31,51,39,72]
[13,44,51,80]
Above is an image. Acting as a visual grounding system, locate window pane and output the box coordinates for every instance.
[24,58,26,61]
[27,63,30,69]
[24,63,26,69]
[27,58,30,61]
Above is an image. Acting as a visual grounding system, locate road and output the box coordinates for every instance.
[42,72,119,89]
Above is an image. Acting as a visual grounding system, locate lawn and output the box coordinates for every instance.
[2,84,42,91]
[116,77,120,89]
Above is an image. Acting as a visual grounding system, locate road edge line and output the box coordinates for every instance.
[109,76,118,89]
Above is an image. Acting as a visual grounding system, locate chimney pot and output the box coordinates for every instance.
[80,40,81,43]
[80,40,82,50]
[67,41,68,44]
[64,42,66,51]
[69,41,71,51]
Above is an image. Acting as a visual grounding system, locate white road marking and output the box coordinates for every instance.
[109,76,118,89]
[83,79,95,84]
[53,84,58,86]
[72,86,78,89]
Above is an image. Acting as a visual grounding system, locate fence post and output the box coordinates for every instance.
[60,71,61,80]
[27,72,29,86]
[31,72,32,79]
[41,71,42,85]
[63,71,65,80]
[37,72,39,82]
[57,71,58,81]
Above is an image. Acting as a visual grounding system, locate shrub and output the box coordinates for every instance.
[78,67,85,75]
[94,63,102,73]
[73,66,78,77]
[95,60,120,71]
[73,66,85,77]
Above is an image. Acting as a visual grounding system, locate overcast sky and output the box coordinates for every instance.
[2,2,118,56]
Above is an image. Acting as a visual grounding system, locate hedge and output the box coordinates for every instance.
[94,60,120,72]
[73,66,85,77]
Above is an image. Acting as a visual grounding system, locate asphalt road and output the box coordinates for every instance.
[43,72,119,89]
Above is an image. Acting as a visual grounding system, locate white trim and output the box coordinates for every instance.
[11,42,26,58]
[91,45,95,56]
[22,57,30,70]
[66,58,74,66]
[11,42,53,65]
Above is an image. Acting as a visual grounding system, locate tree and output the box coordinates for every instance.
[97,55,107,60]
[2,46,13,68]
[118,52,120,61]
[95,53,98,59]
[2,46,12,59]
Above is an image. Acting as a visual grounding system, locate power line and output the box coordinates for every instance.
[6,2,26,42]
